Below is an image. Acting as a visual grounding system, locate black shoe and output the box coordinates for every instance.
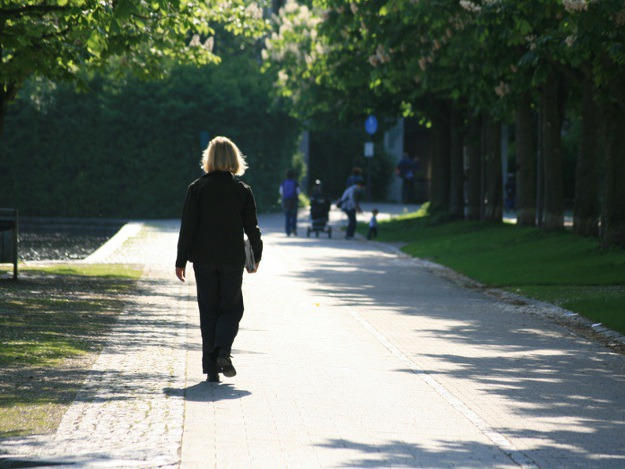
[206,372,220,382]
[216,356,236,377]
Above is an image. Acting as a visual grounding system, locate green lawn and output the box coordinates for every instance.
[0,263,142,437]
[359,207,625,334]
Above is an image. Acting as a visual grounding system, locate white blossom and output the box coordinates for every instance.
[495,81,509,97]
[284,0,298,14]
[245,3,263,19]
[189,34,201,47]
[375,44,391,63]
[459,0,481,13]
[203,37,214,52]
[562,0,588,12]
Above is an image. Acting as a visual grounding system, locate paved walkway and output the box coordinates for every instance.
[1,210,624,468]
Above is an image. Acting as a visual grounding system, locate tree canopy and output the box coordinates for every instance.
[0,0,268,132]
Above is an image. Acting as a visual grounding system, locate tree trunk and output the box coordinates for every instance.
[0,87,8,137]
[602,101,625,247]
[0,82,19,138]
[573,79,600,236]
[449,107,464,219]
[466,117,481,220]
[541,72,565,230]
[430,105,451,213]
[515,93,536,226]
[0,98,5,137]
[483,116,502,221]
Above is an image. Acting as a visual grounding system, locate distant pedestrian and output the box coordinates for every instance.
[346,166,364,188]
[280,169,300,236]
[338,180,365,239]
[176,136,262,383]
[396,154,419,203]
[367,209,379,240]
[505,172,516,211]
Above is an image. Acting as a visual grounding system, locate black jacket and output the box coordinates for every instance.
[176,171,263,269]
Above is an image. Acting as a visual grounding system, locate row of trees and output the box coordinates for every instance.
[0,53,299,217]
[263,0,625,247]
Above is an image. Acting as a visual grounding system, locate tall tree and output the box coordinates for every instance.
[430,104,451,214]
[466,116,482,220]
[540,71,566,229]
[449,106,465,218]
[0,0,266,134]
[515,93,536,226]
[573,78,599,236]
[483,117,502,221]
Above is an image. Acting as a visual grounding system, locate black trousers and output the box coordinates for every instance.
[345,209,357,238]
[193,263,244,374]
[401,178,415,203]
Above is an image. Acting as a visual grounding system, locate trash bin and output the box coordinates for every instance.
[0,208,18,280]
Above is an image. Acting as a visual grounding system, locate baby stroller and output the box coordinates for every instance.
[306,180,332,238]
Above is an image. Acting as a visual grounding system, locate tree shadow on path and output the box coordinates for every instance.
[280,236,625,467]
[316,437,516,468]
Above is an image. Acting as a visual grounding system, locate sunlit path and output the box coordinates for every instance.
[180,212,625,468]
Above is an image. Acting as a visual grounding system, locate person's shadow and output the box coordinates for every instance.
[163,382,251,402]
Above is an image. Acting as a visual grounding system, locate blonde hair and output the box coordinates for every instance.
[201,136,247,176]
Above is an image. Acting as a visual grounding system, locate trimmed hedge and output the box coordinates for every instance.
[0,57,299,217]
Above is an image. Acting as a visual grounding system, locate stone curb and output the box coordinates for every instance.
[364,237,625,350]
[82,222,144,263]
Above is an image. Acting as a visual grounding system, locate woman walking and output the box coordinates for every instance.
[176,136,263,382]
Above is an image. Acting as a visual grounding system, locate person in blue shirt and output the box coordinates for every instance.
[279,169,300,236]
[396,154,419,203]
[346,166,364,188]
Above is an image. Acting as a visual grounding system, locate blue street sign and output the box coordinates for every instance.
[364,115,378,135]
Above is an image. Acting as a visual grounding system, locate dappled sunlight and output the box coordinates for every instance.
[253,212,625,466]
[314,437,517,468]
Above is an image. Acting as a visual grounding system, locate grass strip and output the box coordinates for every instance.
[0,263,141,437]
[359,206,625,334]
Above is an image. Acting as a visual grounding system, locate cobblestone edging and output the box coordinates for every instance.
[0,225,191,468]
[371,240,625,351]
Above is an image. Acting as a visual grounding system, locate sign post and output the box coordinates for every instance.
[364,115,378,200]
